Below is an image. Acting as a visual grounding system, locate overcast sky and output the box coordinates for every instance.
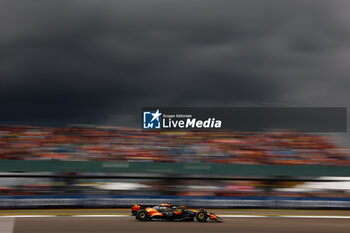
[0,0,350,141]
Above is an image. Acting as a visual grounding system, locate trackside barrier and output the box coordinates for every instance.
[0,196,350,209]
[0,160,350,176]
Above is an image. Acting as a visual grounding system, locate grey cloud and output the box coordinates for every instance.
[0,0,350,129]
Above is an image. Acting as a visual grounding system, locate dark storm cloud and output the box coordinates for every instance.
[1,0,350,127]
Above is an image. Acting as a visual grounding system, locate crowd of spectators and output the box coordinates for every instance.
[0,124,348,165]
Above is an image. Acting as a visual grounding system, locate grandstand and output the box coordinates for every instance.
[0,124,348,166]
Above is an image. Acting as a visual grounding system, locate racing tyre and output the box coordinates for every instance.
[136,209,149,221]
[196,210,208,222]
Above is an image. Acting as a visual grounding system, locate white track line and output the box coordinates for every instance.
[279,215,350,219]
[73,215,129,217]
[219,215,350,219]
[219,215,266,218]
[0,215,54,218]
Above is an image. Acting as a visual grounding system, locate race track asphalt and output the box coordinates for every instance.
[11,216,350,233]
[0,209,349,233]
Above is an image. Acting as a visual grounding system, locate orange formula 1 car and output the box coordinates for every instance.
[131,203,222,222]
